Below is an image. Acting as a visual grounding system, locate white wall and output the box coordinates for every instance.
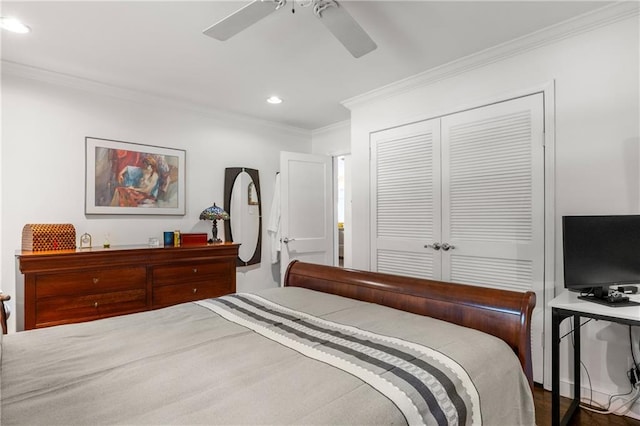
[347,7,639,416]
[1,70,312,332]
[311,120,350,156]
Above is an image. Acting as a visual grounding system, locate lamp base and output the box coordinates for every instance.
[211,221,221,243]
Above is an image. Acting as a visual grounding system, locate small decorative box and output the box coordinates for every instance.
[22,224,76,251]
[180,233,208,246]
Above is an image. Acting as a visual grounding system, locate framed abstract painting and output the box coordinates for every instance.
[85,137,186,215]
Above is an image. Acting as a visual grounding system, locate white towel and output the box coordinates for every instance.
[267,173,281,264]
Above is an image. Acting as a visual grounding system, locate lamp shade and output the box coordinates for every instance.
[199,203,229,221]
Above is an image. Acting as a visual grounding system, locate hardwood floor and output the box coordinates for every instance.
[534,385,640,425]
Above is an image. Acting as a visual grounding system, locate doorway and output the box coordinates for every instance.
[335,154,351,268]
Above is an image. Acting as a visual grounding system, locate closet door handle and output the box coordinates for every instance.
[282,237,296,244]
[425,243,441,250]
[441,243,455,251]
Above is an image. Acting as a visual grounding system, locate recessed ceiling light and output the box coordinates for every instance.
[0,17,31,34]
[267,96,283,105]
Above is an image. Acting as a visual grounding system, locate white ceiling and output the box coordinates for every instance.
[1,1,610,130]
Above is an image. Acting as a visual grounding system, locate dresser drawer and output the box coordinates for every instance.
[35,267,147,297]
[152,261,230,287]
[35,289,147,327]
[153,280,233,308]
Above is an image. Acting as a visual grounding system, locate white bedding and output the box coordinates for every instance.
[1,287,534,425]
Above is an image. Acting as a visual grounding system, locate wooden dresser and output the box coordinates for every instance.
[16,243,239,330]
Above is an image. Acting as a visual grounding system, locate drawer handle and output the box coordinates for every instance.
[193,268,198,273]
[92,277,99,284]
[193,288,197,294]
[94,302,98,308]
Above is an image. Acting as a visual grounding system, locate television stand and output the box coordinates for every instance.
[550,291,640,425]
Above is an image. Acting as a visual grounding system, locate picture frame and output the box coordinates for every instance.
[85,137,186,215]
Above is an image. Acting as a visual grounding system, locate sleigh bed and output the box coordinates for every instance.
[1,261,536,425]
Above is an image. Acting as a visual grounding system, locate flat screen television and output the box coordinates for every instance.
[562,215,640,306]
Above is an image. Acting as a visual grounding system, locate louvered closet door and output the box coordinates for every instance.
[370,119,441,279]
[440,93,544,294]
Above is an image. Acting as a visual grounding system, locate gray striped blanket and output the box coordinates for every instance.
[197,293,481,426]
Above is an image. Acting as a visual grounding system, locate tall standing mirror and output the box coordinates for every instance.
[224,167,262,266]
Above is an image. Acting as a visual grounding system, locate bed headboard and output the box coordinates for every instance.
[284,261,536,389]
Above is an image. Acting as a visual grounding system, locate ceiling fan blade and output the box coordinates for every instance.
[317,3,377,58]
[203,0,277,41]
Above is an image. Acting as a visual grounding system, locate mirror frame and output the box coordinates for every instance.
[224,167,262,266]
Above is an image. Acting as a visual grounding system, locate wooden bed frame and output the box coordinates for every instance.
[284,261,536,389]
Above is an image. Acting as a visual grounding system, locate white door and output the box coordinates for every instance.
[370,119,442,279]
[440,94,544,291]
[369,93,545,382]
[279,152,333,284]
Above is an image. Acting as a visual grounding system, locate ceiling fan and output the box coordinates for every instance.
[203,0,377,58]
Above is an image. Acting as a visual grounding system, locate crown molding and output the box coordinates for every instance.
[1,60,311,138]
[342,2,639,111]
[311,119,350,137]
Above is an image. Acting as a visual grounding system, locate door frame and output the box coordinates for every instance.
[541,81,556,390]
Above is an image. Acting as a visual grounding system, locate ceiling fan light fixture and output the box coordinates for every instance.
[267,96,283,104]
[0,16,30,34]
[203,0,376,58]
